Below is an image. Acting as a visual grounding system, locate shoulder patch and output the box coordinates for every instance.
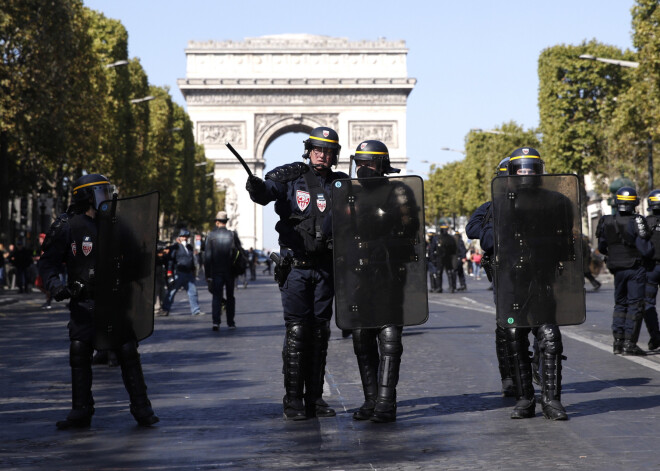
[265,162,310,183]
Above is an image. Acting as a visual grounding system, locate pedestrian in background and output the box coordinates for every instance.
[248,248,257,281]
[160,229,203,317]
[204,211,241,331]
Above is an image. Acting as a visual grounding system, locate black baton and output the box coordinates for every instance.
[225,142,253,177]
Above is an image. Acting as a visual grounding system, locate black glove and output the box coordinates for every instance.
[166,272,175,289]
[52,284,71,302]
[246,175,266,194]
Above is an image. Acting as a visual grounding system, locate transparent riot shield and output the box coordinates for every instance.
[491,174,585,328]
[94,191,159,349]
[332,176,428,330]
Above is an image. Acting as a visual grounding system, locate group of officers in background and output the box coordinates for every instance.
[37,122,660,431]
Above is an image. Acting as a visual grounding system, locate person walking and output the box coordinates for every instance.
[246,126,348,420]
[204,211,242,331]
[160,229,203,317]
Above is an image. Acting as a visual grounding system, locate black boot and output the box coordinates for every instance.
[507,328,536,419]
[117,341,159,427]
[649,335,660,351]
[495,326,516,397]
[56,340,95,430]
[282,323,308,421]
[305,323,335,418]
[352,329,379,420]
[370,326,402,423]
[622,340,647,356]
[540,353,568,420]
[613,336,624,355]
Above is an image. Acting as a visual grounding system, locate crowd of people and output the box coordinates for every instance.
[10,125,660,431]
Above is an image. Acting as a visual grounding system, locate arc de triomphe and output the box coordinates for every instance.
[178,34,416,249]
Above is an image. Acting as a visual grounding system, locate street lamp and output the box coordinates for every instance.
[130,95,155,104]
[106,60,129,68]
[439,147,466,154]
[471,128,506,135]
[579,54,652,189]
[578,54,639,68]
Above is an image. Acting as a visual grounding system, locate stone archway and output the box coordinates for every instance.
[178,34,416,249]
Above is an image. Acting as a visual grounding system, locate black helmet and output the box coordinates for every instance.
[507,147,545,175]
[71,174,115,211]
[496,157,510,176]
[302,126,341,167]
[616,186,639,213]
[178,228,191,238]
[352,140,400,176]
[648,189,660,211]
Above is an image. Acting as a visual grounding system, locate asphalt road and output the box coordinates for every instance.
[1,272,660,471]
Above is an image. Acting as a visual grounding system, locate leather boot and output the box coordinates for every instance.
[613,336,624,355]
[495,326,516,397]
[540,353,568,420]
[507,328,536,419]
[117,341,159,426]
[370,326,402,423]
[352,329,379,420]
[622,340,647,356]
[282,323,307,420]
[305,323,335,418]
[57,341,95,430]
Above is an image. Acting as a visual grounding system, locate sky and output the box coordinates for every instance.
[84,0,636,249]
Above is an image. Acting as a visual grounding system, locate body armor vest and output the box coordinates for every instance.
[67,213,98,288]
[602,214,642,269]
[647,214,660,262]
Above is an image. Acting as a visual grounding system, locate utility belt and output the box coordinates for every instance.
[291,253,332,268]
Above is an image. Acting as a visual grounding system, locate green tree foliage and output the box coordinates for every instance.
[538,41,634,196]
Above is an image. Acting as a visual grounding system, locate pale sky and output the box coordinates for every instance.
[84,0,636,249]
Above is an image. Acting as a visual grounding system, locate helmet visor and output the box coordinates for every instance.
[92,183,116,209]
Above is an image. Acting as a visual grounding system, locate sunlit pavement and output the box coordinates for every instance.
[2,272,660,470]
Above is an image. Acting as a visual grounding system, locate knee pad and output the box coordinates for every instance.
[378,326,403,357]
[353,329,378,355]
[312,322,330,342]
[537,324,562,355]
[69,340,93,368]
[117,340,140,364]
[285,323,307,351]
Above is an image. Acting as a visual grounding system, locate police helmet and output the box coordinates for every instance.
[507,147,545,175]
[352,140,400,175]
[616,186,639,213]
[302,126,341,166]
[648,189,660,212]
[496,157,510,176]
[72,174,115,211]
[178,228,191,238]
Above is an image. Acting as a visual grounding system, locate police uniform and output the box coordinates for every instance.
[644,209,660,350]
[247,126,347,420]
[38,173,158,429]
[597,195,654,355]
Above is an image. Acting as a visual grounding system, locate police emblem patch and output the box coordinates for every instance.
[82,236,93,256]
[522,148,529,155]
[360,142,368,150]
[323,130,329,138]
[296,190,310,211]
[317,194,327,212]
[71,242,77,256]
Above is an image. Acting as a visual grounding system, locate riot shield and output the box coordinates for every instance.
[491,174,585,328]
[94,191,159,349]
[332,176,428,329]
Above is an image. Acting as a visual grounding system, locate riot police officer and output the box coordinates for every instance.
[644,190,660,350]
[597,187,653,356]
[245,126,348,420]
[38,174,158,429]
[466,156,515,398]
[337,140,422,422]
[474,148,578,420]
[431,224,457,293]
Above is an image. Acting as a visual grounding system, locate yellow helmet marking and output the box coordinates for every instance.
[73,180,110,194]
[309,135,338,144]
